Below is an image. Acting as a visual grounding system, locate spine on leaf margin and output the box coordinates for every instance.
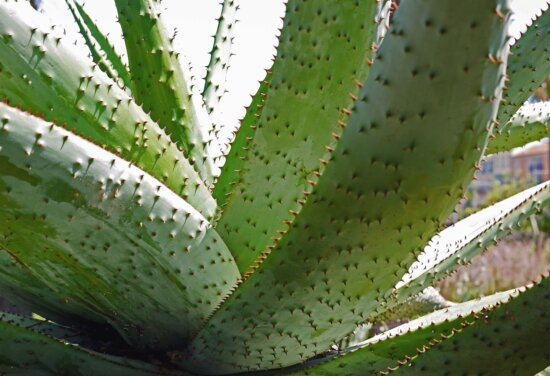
[203,0,239,115]
[372,181,550,321]
[64,0,132,89]
[213,65,274,210]
[214,0,387,275]
[0,2,216,219]
[114,0,219,188]
[180,1,513,374]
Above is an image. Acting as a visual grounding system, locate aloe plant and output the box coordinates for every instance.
[0,0,549,375]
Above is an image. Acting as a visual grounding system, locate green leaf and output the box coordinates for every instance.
[182,1,511,373]
[203,0,238,114]
[0,314,188,376]
[374,287,453,323]
[64,0,132,89]
[0,2,215,220]
[213,66,273,208]
[340,287,453,348]
[0,103,240,351]
[387,276,550,375]
[487,102,549,155]
[0,250,99,325]
[0,311,127,352]
[497,5,550,125]
[285,289,517,375]
[0,312,82,342]
[214,0,385,274]
[381,181,550,318]
[114,0,217,187]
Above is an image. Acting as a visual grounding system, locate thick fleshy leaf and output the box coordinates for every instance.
[203,0,238,114]
[285,289,516,375]
[486,101,549,155]
[374,287,453,323]
[0,250,99,325]
[340,287,453,349]
[496,4,550,125]
[214,0,386,274]
[387,275,550,375]
[64,0,132,89]
[0,103,240,350]
[0,315,188,376]
[114,0,217,187]
[0,312,82,342]
[0,2,215,219]
[382,181,550,318]
[182,1,511,373]
[0,311,127,351]
[213,67,273,208]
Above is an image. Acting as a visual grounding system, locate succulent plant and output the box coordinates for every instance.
[0,0,549,375]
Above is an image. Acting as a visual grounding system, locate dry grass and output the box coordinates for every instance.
[439,236,550,302]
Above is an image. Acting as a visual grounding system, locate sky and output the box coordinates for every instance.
[38,0,549,150]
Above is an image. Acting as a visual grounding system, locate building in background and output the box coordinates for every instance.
[468,138,549,207]
[470,152,512,206]
[511,139,550,184]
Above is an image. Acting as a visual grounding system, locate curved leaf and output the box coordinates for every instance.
[496,4,550,125]
[114,0,217,187]
[0,311,128,351]
[64,0,131,89]
[340,287,453,348]
[0,2,216,219]
[0,312,82,341]
[0,315,188,376]
[387,275,550,375]
[0,103,240,350]
[214,0,385,274]
[0,250,99,325]
[382,181,550,317]
[203,0,238,114]
[487,101,549,154]
[374,287,453,323]
[286,289,516,375]
[213,67,273,208]
[182,1,511,373]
